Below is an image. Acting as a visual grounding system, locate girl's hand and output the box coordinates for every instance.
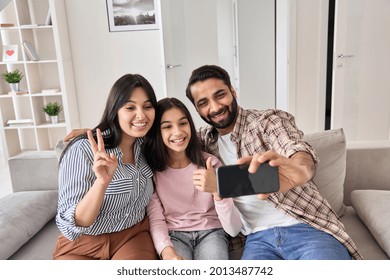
[161,246,185,260]
[87,129,118,186]
[193,157,221,200]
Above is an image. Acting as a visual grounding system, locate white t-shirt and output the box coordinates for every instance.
[218,133,300,235]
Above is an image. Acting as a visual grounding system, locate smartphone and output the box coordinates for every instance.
[216,161,280,198]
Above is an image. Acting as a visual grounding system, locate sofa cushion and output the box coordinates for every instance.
[303,128,347,216]
[8,151,59,192]
[351,190,390,257]
[0,190,58,259]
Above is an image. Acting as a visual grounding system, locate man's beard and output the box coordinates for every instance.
[201,97,238,129]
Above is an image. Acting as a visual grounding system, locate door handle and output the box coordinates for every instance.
[338,54,354,59]
[166,64,182,69]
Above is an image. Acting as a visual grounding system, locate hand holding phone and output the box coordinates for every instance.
[216,161,280,198]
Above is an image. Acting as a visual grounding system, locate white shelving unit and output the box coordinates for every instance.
[0,0,79,160]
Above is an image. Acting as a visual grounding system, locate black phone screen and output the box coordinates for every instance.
[216,162,280,198]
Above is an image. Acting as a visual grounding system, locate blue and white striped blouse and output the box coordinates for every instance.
[56,137,154,241]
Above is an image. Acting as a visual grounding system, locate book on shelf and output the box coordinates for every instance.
[8,91,29,95]
[7,119,34,127]
[20,24,38,27]
[22,41,40,61]
[41,88,60,94]
[0,23,14,27]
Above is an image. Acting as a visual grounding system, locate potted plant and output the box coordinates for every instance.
[43,102,62,124]
[2,69,24,92]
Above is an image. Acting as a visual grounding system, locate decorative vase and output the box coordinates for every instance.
[50,115,58,124]
[9,83,20,92]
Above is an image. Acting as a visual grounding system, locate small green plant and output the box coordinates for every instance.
[2,69,24,83]
[43,102,62,116]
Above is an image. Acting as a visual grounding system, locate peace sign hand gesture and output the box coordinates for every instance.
[87,129,118,186]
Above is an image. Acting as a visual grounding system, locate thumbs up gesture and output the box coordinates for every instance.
[193,157,221,200]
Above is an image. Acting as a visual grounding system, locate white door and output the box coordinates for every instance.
[159,0,232,129]
[159,0,275,129]
[235,0,275,110]
[331,0,390,141]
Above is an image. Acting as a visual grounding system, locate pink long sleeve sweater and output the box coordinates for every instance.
[147,154,242,255]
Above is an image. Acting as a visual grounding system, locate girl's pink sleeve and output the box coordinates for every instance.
[214,197,242,237]
[211,154,243,236]
[147,191,173,255]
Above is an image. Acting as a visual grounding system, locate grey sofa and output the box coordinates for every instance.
[1,128,389,260]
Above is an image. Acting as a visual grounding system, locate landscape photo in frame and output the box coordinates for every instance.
[106,0,159,32]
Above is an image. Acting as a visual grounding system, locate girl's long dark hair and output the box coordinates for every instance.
[144,97,206,172]
[59,73,157,163]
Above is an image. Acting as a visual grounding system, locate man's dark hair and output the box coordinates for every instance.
[185,65,232,105]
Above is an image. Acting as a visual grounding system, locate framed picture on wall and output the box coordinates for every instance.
[2,45,18,62]
[106,0,159,32]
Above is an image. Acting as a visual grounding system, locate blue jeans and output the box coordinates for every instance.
[169,228,229,260]
[242,223,352,260]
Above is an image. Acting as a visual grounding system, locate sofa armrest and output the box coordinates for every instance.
[8,151,59,193]
[344,141,390,205]
[0,190,58,259]
[351,190,390,258]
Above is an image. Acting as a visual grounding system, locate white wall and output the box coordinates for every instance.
[216,0,235,85]
[64,0,164,128]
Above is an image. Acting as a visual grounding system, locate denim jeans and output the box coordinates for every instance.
[242,223,352,260]
[169,228,229,260]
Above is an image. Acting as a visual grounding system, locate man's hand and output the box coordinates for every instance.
[237,151,315,200]
[64,128,90,142]
[193,157,222,201]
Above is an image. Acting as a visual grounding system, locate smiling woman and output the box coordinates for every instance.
[106,0,159,31]
[53,73,159,260]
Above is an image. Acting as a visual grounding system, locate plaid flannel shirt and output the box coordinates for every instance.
[198,107,362,260]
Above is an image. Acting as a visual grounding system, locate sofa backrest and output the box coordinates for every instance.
[303,128,347,217]
[344,140,390,205]
[8,151,58,193]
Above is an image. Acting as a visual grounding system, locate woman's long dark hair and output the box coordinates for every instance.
[144,97,206,172]
[59,74,157,163]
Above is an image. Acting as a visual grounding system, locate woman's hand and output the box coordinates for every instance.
[87,129,118,186]
[74,129,118,227]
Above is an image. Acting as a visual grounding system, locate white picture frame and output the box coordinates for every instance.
[106,0,159,32]
[2,45,18,62]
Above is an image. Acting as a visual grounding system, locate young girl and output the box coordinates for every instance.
[144,97,242,260]
[53,74,158,260]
